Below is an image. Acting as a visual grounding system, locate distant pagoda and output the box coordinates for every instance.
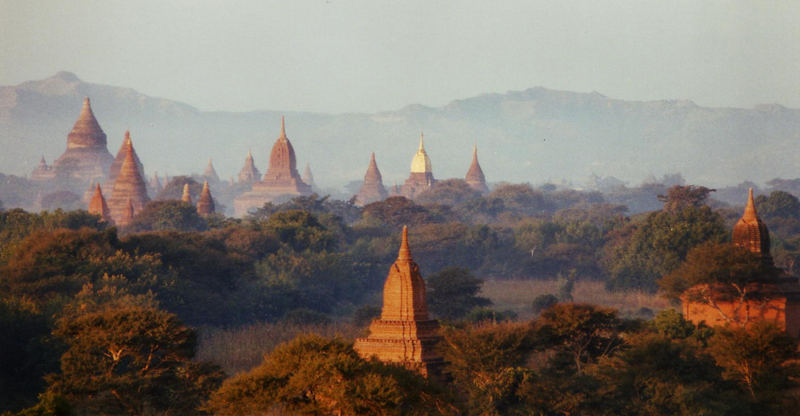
[233,117,311,216]
[237,150,261,184]
[354,226,444,377]
[465,145,489,194]
[196,181,215,216]
[181,183,193,204]
[50,98,114,183]
[108,131,144,187]
[107,136,149,226]
[87,184,112,223]
[399,133,435,199]
[203,158,220,184]
[30,156,52,181]
[302,163,316,190]
[355,152,388,206]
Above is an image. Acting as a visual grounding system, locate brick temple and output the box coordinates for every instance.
[354,226,444,377]
[682,189,800,336]
[355,152,388,206]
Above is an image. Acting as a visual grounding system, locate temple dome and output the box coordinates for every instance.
[67,97,107,149]
[410,133,432,173]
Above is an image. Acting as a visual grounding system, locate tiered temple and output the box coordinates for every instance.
[465,145,489,194]
[87,184,111,223]
[50,98,114,183]
[237,150,261,184]
[354,226,444,377]
[399,133,435,199]
[682,189,800,336]
[107,136,149,226]
[355,152,388,206]
[233,117,312,216]
[196,181,215,216]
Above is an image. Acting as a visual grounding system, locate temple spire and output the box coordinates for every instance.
[279,116,287,139]
[398,225,412,261]
[744,187,758,221]
[418,132,425,151]
[197,181,215,216]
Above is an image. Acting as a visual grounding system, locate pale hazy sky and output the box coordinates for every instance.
[1,0,799,113]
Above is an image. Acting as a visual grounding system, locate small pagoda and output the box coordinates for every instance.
[196,181,215,216]
[354,226,444,377]
[107,136,149,226]
[87,184,112,223]
[465,145,489,194]
[354,152,388,206]
[237,150,261,184]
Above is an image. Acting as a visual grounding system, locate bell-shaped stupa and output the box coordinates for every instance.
[51,98,114,182]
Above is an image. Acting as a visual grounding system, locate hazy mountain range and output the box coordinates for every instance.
[2,71,799,189]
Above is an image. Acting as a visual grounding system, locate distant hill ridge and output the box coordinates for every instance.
[1,72,799,188]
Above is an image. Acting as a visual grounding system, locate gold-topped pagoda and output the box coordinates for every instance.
[354,226,444,377]
[399,133,435,199]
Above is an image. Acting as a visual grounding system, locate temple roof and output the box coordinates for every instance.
[365,152,383,183]
[410,132,433,173]
[465,145,489,194]
[67,97,107,149]
[733,188,772,263]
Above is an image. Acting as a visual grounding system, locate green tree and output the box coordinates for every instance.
[207,334,454,416]
[426,267,491,320]
[708,322,800,405]
[657,185,715,213]
[46,287,223,415]
[415,179,482,207]
[127,200,208,232]
[602,204,727,292]
[439,322,537,415]
[535,303,623,374]
[659,243,778,325]
[591,333,739,416]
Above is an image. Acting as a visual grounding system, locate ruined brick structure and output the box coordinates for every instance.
[355,152,388,206]
[465,145,489,194]
[233,117,311,216]
[682,189,800,336]
[354,226,444,377]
